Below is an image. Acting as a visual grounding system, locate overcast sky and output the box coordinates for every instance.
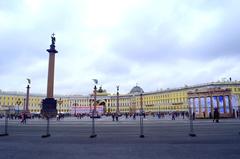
[1,0,240,95]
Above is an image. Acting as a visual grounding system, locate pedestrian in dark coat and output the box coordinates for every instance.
[213,108,219,123]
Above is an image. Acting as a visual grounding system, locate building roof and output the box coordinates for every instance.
[129,86,144,94]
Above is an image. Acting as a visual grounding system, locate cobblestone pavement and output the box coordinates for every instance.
[0,117,240,159]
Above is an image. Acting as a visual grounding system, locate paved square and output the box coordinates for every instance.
[1,117,240,159]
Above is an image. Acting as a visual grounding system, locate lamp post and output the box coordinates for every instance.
[90,79,98,138]
[0,109,9,136]
[26,78,31,113]
[16,98,22,115]
[58,98,63,116]
[69,101,72,115]
[238,105,240,135]
[116,85,120,121]
[23,98,26,111]
[139,93,144,138]
[74,100,77,116]
[188,98,196,137]
[89,99,92,113]
[57,98,63,120]
[39,103,42,114]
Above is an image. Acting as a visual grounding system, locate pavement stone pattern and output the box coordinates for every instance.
[0,116,240,159]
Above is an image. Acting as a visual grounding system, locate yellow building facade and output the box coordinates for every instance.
[1,81,240,116]
[0,90,70,114]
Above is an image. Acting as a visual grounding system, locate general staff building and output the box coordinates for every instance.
[1,81,240,118]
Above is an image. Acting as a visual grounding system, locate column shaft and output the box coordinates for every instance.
[47,53,55,98]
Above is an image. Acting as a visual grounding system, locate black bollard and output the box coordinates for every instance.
[42,117,51,138]
[0,110,9,136]
[139,113,144,138]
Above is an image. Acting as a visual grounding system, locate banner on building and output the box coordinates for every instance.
[219,96,224,113]
[70,105,104,115]
[206,97,211,113]
[189,98,194,114]
[212,96,218,109]
[231,95,239,110]
[200,97,205,112]
[194,98,199,114]
[224,96,229,113]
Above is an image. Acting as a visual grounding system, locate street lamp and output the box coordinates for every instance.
[139,93,144,138]
[116,85,120,121]
[16,98,22,115]
[74,100,77,116]
[26,78,31,113]
[238,105,240,135]
[0,109,9,137]
[89,98,92,113]
[69,100,72,115]
[90,79,98,138]
[58,98,63,114]
[23,98,26,111]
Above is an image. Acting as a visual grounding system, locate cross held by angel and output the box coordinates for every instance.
[51,33,56,45]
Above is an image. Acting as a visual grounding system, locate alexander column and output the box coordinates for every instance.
[41,33,58,118]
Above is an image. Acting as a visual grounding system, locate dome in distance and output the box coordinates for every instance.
[129,86,144,94]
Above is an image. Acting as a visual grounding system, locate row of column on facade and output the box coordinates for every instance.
[188,95,233,115]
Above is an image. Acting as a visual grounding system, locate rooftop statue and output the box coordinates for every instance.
[97,86,107,93]
[51,33,56,45]
[47,33,58,53]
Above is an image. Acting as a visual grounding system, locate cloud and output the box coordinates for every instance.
[1,0,240,95]
[112,0,240,63]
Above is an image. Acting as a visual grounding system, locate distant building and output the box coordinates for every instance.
[188,87,234,118]
[1,81,240,118]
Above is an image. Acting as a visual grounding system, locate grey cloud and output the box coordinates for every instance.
[93,57,131,76]
[0,0,21,12]
[1,0,240,95]
[0,31,47,73]
[112,0,240,65]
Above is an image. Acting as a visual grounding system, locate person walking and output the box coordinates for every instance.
[193,112,195,120]
[133,113,136,120]
[115,113,119,121]
[203,112,206,118]
[112,113,115,121]
[213,108,219,123]
[21,113,24,124]
[172,112,175,120]
[21,113,27,124]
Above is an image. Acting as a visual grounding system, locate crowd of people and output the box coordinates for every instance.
[0,113,42,121]
[71,109,240,122]
[1,108,239,123]
[71,112,190,121]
